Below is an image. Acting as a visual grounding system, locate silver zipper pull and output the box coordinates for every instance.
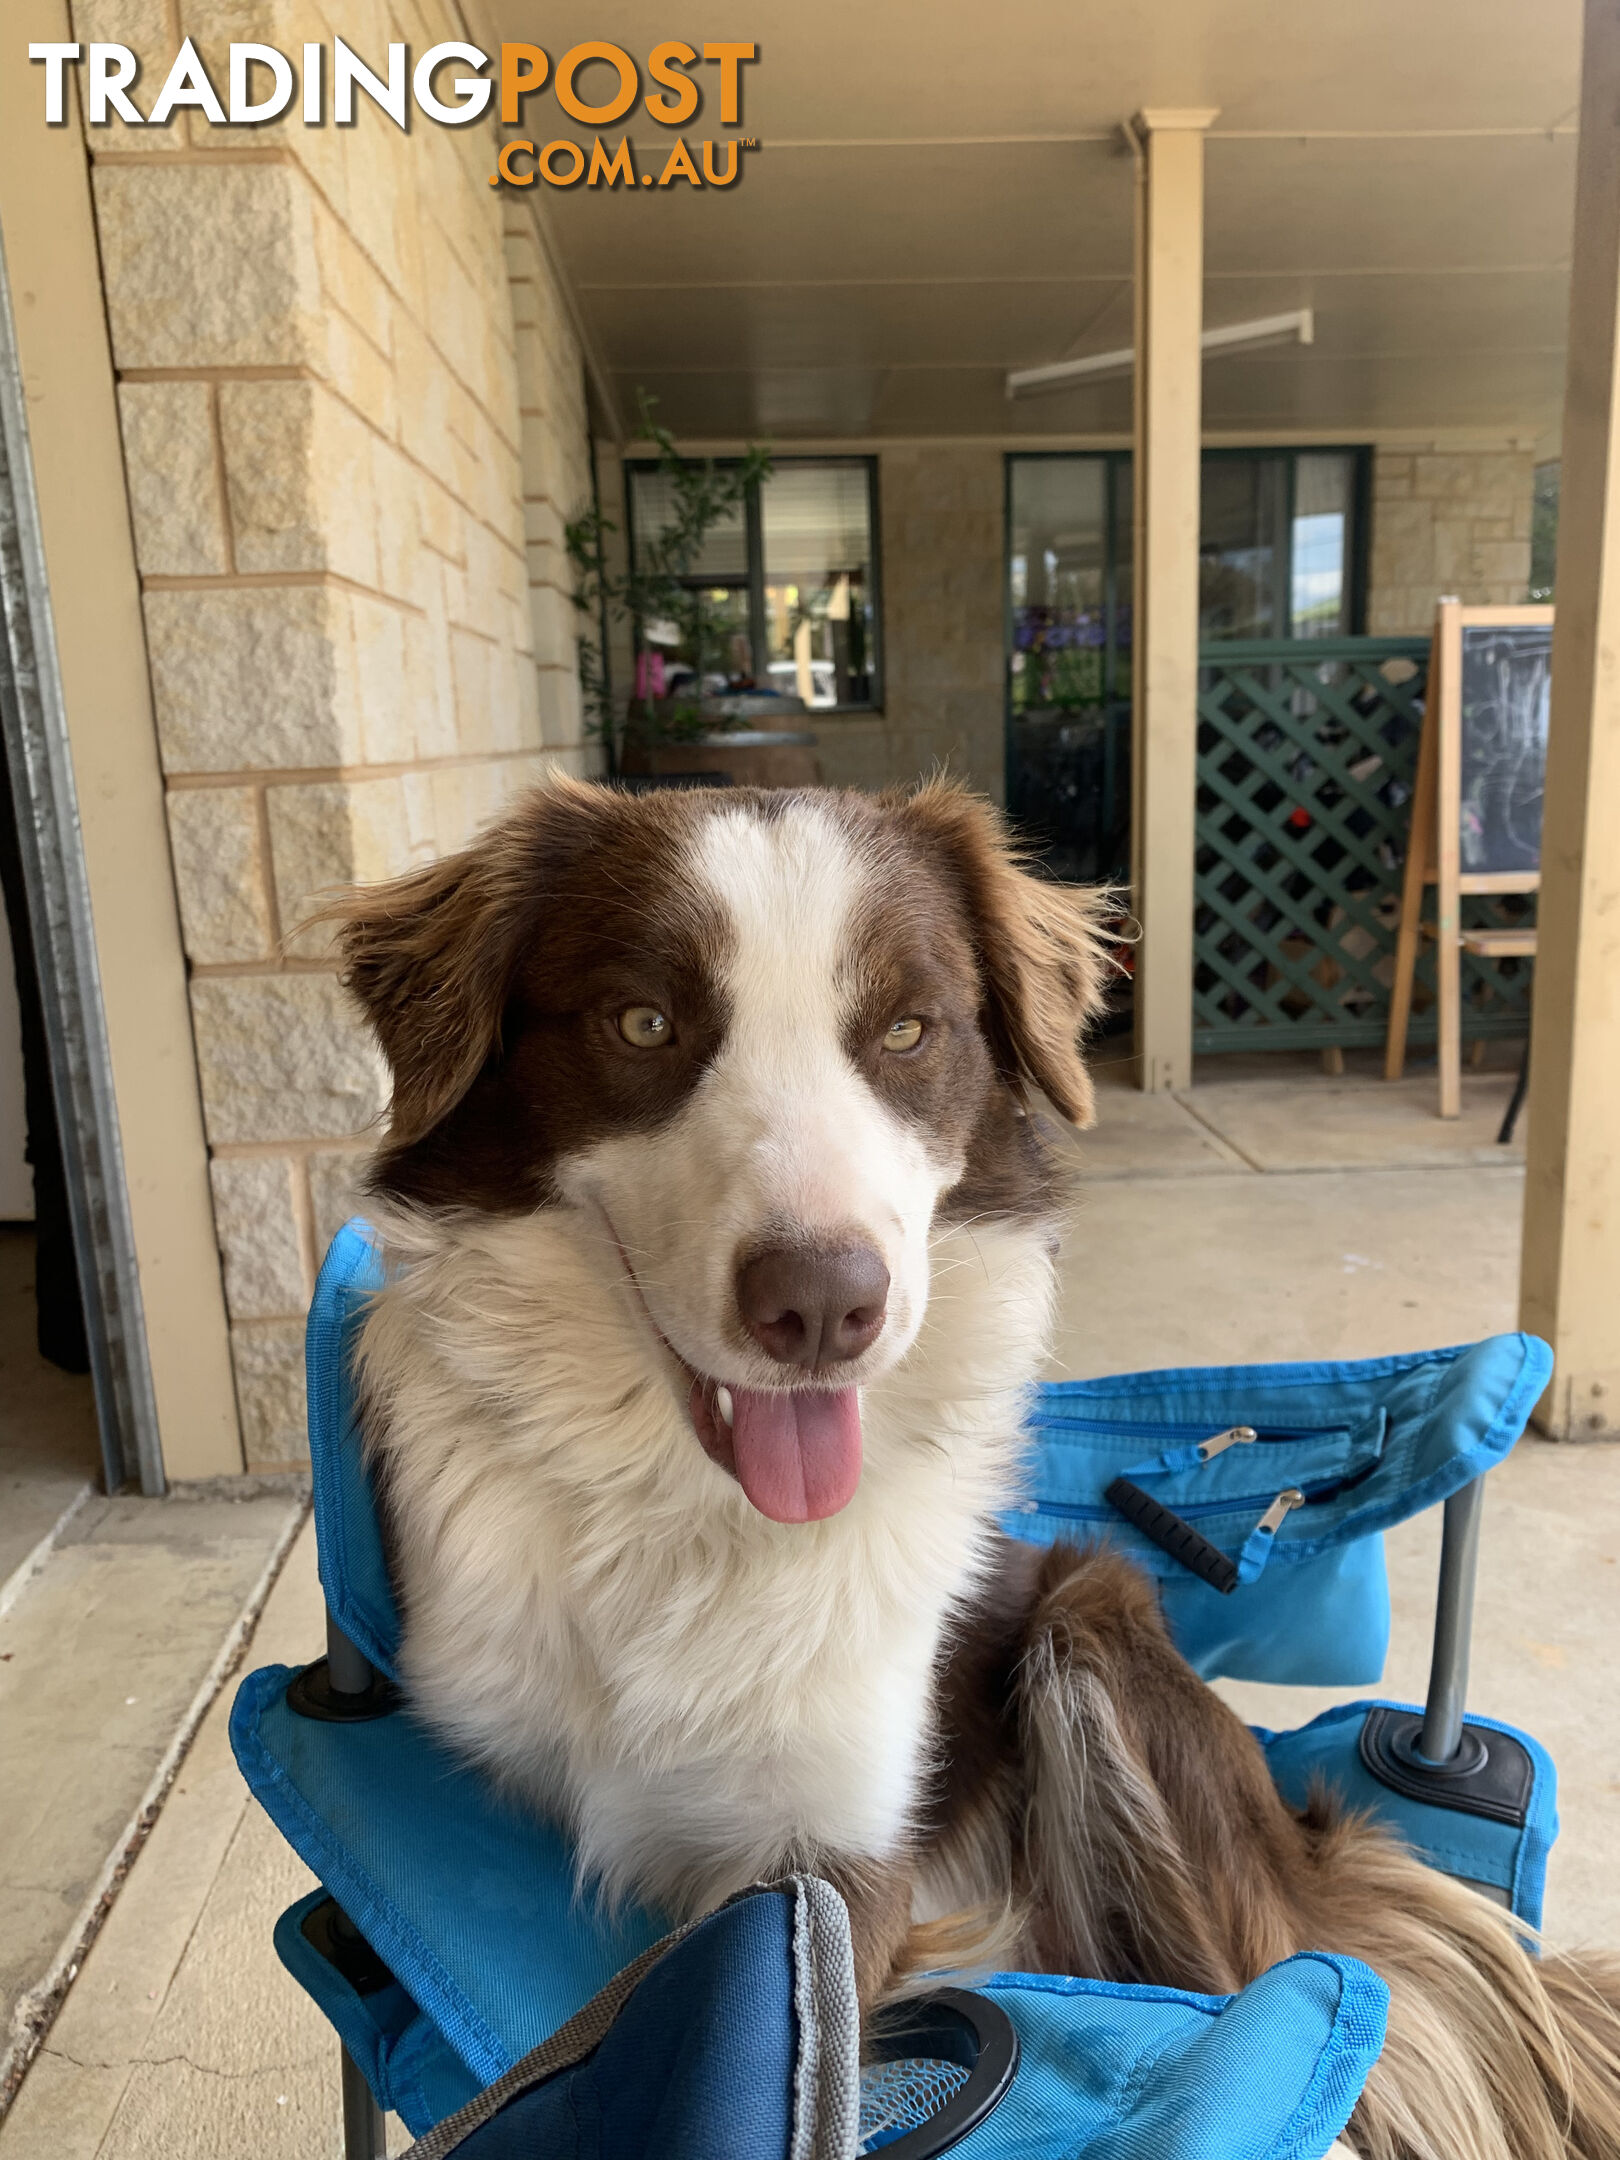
[1255,1487,1305,1534]
[1197,1424,1258,1460]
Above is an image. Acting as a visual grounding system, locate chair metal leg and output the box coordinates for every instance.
[331,1618,388,2155]
[1497,1031,1531,1145]
[1419,1477,1485,1764]
[341,2041,389,2159]
[328,1610,377,1696]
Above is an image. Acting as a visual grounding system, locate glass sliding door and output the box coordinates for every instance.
[1006,453,1132,884]
[1005,447,1369,881]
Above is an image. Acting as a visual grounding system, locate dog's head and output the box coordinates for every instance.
[334,778,1108,1525]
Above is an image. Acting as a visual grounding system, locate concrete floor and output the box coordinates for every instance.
[0,1517,347,2160]
[3,1052,1617,2157]
[0,1489,307,2105]
[0,1223,310,2108]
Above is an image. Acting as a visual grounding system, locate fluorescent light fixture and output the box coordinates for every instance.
[1005,308,1314,400]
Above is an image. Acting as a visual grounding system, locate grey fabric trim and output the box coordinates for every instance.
[404,1875,859,2160]
[788,1876,860,2160]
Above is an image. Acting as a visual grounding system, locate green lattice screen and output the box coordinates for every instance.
[1193,638,1536,1055]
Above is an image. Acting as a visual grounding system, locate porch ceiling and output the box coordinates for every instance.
[492,0,1578,445]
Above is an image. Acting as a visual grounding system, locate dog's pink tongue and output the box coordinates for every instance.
[727,1387,862,1523]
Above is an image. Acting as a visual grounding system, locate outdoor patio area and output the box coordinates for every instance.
[4,1051,1614,2160]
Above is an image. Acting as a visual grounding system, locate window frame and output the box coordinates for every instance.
[623,453,884,715]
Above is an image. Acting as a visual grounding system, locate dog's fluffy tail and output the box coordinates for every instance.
[1013,1542,1620,2160]
[1302,1809,1620,2160]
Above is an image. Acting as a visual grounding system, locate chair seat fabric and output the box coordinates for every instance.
[232,1667,1555,2139]
[234,1665,669,2103]
[395,1880,1389,2160]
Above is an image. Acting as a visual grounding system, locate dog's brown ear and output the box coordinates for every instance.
[892,779,1112,1128]
[316,777,597,1149]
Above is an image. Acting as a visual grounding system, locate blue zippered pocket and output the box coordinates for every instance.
[1021,1411,1386,1515]
[1029,1416,1347,1443]
[1010,1471,1356,1527]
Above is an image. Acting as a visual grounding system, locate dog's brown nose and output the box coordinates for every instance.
[736,1243,890,1369]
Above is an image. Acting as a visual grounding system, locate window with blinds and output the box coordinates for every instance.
[624,457,880,710]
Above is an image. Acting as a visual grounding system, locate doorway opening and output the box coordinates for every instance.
[0,229,163,1510]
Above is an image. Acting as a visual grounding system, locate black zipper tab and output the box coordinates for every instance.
[1104,1477,1241,1595]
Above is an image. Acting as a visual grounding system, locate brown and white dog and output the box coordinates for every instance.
[335,776,1620,2160]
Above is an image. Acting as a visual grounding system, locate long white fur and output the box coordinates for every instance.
[358,799,1056,1921]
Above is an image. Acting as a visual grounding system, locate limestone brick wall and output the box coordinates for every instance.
[80,0,592,1468]
[1366,446,1536,634]
[813,445,1005,802]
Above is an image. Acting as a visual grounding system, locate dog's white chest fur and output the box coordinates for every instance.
[359,1205,1054,1919]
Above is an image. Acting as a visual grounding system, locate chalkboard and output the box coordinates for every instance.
[1385,599,1548,1117]
[1458,622,1551,877]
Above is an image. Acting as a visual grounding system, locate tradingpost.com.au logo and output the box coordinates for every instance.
[28,38,758,189]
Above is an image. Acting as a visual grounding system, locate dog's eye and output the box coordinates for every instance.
[617,1005,672,1048]
[883,1016,925,1053]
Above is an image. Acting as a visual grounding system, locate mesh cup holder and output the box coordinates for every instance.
[858,1988,1018,2157]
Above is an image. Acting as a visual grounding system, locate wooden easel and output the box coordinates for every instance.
[1384,599,1549,1117]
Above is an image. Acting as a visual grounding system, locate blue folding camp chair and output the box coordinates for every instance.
[232,1220,1558,2159]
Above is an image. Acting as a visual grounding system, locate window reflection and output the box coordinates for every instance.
[1199,457,1289,639]
[761,463,876,709]
[627,472,749,579]
[1196,450,1355,639]
[625,458,879,710]
[1004,448,1366,882]
[1008,457,1112,716]
[1290,453,1353,638]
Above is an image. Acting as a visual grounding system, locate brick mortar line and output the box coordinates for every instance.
[142,568,427,616]
[121,366,306,382]
[211,1137,371,1162]
[90,146,291,166]
[163,745,570,788]
[420,532,472,570]
[289,1154,320,1305]
[322,280,393,373]
[190,957,338,978]
[207,381,238,575]
[303,350,535,571]
[253,785,284,949]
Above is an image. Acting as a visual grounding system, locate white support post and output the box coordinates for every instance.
[1518,0,1620,1441]
[1130,108,1217,1094]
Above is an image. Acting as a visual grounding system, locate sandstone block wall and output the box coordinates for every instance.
[79,0,593,1467]
[1367,445,1536,633]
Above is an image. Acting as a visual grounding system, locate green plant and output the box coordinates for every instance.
[565,392,772,772]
